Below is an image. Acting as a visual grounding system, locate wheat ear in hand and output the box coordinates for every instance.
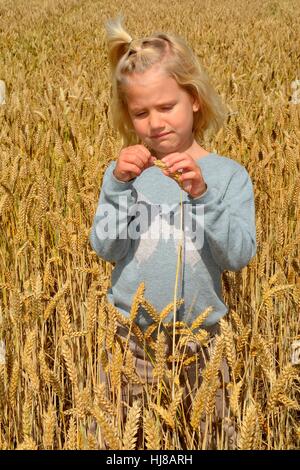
[153,159,184,189]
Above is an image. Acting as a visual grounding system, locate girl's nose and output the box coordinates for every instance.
[149,112,164,130]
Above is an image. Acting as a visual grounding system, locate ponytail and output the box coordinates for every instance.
[104,14,132,77]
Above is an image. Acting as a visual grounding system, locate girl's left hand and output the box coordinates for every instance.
[161,152,207,198]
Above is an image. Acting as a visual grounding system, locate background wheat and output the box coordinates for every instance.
[0,0,299,450]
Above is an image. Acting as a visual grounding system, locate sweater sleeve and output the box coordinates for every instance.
[187,167,257,272]
[89,162,138,263]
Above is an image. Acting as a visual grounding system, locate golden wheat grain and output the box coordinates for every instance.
[140,297,160,323]
[190,385,207,429]
[107,302,131,328]
[75,387,92,419]
[191,306,214,331]
[150,403,175,429]
[106,304,118,350]
[182,354,198,366]
[276,394,300,411]
[129,281,145,323]
[238,402,261,450]
[44,281,70,321]
[38,349,51,383]
[22,393,33,438]
[236,325,251,354]
[16,436,38,450]
[65,416,77,450]
[61,341,78,387]
[205,376,222,416]
[177,333,198,349]
[9,289,22,327]
[123,348,144,385]
[94,383,116,416]
[190,336,226,423]
[100,348,109,374]
[250,332,276,382]
[195,329,210,346]
[168,386,183,418]
[130,323,146,346]
[0,366,6,411]
[201,335,225,384]
[122,400,141,450]
[23,330,40,392]
[68,330,88,338]
[144,410,161,450]
[144,323,159,341]
[43,405,56,449]
[92,407,121,450]
[267,364,299,412]
[159,299,184,322]
[49,371,63,399]
[258,241,268,278]
[262,284,295,307]
[109,342,123,390]
[220,318,236,371]
[232,356,244,378]
[227,380,243,417]
[8,360,19,405]
[86,432,97,450]
[57,298,73,337]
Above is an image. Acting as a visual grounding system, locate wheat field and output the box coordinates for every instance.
[0,0,299,450]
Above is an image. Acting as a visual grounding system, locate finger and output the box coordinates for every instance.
[161,153,182,166]
[179,170,197,181]
[145,156,157,168]
[136,145,152,161]
[126,154,146,170]
[136,148,153,168]
[123,163,143,176]
[161,152,192,166]
[182,181,192,192]
[168,161,193,174]
[137,144,151,154]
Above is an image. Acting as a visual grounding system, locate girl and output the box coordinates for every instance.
[90,15,256,449]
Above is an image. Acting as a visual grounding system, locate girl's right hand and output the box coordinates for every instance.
[113,145,156,182]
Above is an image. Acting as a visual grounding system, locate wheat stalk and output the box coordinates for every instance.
[152,331,167,381]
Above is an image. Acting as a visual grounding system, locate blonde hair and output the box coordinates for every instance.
[104,14,229,149]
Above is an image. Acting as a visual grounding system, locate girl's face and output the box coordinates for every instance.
[123,65,200,159]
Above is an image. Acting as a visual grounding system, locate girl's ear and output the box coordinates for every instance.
[192,97,200,113]
[190,93,200,112]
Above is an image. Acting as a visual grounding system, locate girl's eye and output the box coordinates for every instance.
[133,111,146,117]
[134,105,174,117]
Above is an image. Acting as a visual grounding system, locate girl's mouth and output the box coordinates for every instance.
[152,132,171,139]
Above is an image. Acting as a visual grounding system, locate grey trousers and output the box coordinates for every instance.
[99,322,237,449]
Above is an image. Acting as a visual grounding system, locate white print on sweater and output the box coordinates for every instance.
[95,192,204,268]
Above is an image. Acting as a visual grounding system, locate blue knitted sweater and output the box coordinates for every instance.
[89,153,256,331]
